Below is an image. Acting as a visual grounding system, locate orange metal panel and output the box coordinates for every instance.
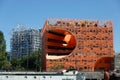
[41,18,114,72]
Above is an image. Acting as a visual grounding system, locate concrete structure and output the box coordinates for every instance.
[11,27,41,59]
[0,71,104,80]
[41,18,114,72]
[0,72,77,80]
[0,74,76,80]
[114,52,120,69]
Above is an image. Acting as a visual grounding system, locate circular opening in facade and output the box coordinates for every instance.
[46,29,76,59]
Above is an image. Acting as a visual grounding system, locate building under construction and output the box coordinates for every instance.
[41,18,114,72]
[11,26,41,59]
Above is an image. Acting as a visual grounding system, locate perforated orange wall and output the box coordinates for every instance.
[41,18,114,72]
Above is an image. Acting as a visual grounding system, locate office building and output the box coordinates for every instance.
[11,27,41,59]
[41,18,114,71]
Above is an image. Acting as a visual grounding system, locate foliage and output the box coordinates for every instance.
[49,24,54,26]
[0,31,7,70]
[28,49,41,71]
[0,31,6,54]
[0,30,42,71]
[16,66,25,71]
[0,53,6,68]
[20,49,41,71]
[81,23,85,27]
[50,63,64,71]
[20,56,27,69]
[84,20,88,25]
[2,60,11,71]
[11,58,20,70]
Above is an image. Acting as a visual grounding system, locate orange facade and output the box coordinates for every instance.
[41,18,114,72]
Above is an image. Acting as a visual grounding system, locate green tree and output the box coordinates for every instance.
[0,31,7,70]
[28,49,41,71]
[0,31,6,54]
[16,66,25,71]
[11,49,42,71]
[20,56,27,69]
[2,60,11,71]
[11,58,20,70]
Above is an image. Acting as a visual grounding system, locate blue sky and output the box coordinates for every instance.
[0,0,120,52]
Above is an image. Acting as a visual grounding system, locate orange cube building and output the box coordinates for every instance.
[41,18,114,72]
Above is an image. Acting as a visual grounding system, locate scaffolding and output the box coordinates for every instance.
[10,24,41,59]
